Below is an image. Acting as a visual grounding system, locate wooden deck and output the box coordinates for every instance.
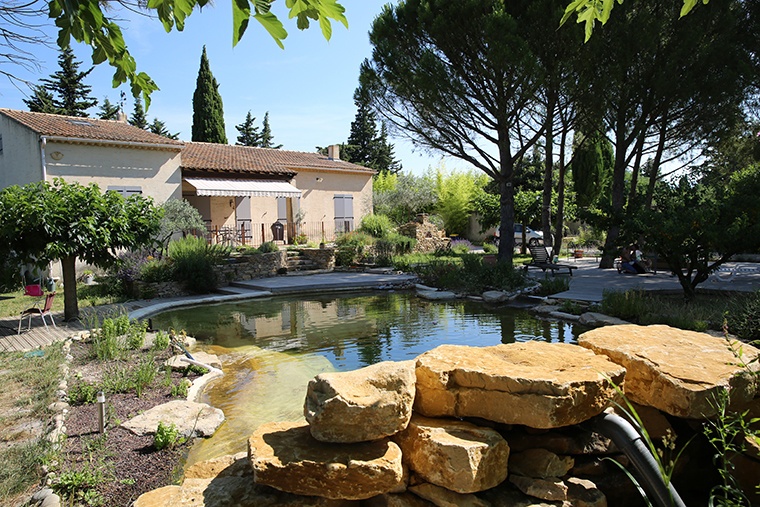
[0,312,84,353]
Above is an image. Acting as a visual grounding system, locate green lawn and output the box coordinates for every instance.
[0,284,128,319]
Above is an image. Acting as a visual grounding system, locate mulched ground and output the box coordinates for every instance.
[61,340,205,506]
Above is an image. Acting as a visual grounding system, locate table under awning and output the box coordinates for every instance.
[184,177,302,198]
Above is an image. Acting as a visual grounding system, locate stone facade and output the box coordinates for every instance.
[214,251,287,284]
[136,325,760,506]
[398,214,450,253]
[298,248,336,271]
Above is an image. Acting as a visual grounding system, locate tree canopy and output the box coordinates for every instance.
[236,111,261,147]
[0,179,162,320]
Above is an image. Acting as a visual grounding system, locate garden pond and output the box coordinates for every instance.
[150,291,588,468]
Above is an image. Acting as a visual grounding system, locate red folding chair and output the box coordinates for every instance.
[18,292,56,334]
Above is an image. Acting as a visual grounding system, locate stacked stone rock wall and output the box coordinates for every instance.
[135,325,760,507]
[298,248,335,270]
[212,251,287,285]
[398,215,450,253]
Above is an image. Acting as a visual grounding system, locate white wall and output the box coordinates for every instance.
[0,117,44,188]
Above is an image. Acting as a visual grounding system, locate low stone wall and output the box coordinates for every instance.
[213,251,287,285]
[297,248,335,270]
[135,325,760,507]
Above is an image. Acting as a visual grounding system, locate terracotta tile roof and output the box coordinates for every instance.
[182,142,375,176]
[0,109,184,149]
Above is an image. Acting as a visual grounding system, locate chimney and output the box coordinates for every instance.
[327,144,340,161]
[117,109,128,123]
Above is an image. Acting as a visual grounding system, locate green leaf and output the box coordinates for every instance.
[318,13,332,40]
[232,0,251,46]
[254,11,287,48]
[680,0,698,17]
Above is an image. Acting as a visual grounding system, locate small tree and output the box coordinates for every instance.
[156,199,206,253]
[98,97,120,120]
[0,179,162,320]
[626,166,760,301]
[148,118,180,139]
[25,47,98,117]
[129,97,148,130]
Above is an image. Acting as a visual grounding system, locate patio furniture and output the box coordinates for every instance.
[18,292,56,334]
[525,243,577,276]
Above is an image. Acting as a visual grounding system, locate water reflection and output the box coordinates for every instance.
[151,292,586,465]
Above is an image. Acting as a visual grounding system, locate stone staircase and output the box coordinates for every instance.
[286,250,319,272]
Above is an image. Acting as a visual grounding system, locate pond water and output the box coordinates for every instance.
[151,291,587,466]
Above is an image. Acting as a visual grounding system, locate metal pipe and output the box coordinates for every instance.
[97,391,106,433]
[592,412,686,507]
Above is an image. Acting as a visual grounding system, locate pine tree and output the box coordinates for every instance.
[235,111,260,146]
[129,97,148,130]
[37,47,98,116]
[24,85,61,114]
[191,46,227,144]
[259,112,282,149]
[344,87,401,174]
[98,97,120,120]
[148,118,180,139]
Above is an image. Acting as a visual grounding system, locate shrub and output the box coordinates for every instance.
[335,231,373,266]
[68,382,98,405]
[374,233,416,265]
[450,238,473,255]
[535,276,571,296]
[154,421,184,450]
[126,320,147,350]
[139,258,173,283]
[169,236,231,294]
[257,241,279,253]
[726,290,760,341]
[359,214,395,238]
[601,289,649,321]
[152,331,170,351]
[482,242,498,254]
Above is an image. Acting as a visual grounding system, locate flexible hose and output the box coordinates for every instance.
[592,412,687,507]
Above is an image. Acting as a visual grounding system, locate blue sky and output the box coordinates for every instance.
[0,0,452,174]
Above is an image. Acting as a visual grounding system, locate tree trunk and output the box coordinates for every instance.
[600,119,630,269]
[61,255,79,321]
[628,130,646,204]
[542,92,556,247]
[552,129,568,258]
[644,120,668,209]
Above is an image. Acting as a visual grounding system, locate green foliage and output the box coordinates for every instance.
[373,172,437,225]
[132,355,157,397]
[128,96,148,129]
[257,241,280,253]
[450,239,473,255]
[359,214,395,238]
[335,232,373,266]
[139,259,173,284]
[168,236,231,294]
[0,178,162,321]
[171,379,190,398]
[235,111,260,146]
[68,382,99,405]
[192,46,227,144]
[152,331,170,351]
[482,243,498,254]
[126,320,148,350]
[156,199,206,253]
[373,233,416,266]
[53,467,105,506]
[435,169,479,236]
[601,289,650,322]
[148,118,179,139]
[726,290,760,342]
[23,47,97,117]
[343,87,401,174]
[571,130,613,208]
[92,315,150,360]
[258,112,282,149]
[406,253,526,293]
[153,421,184,451]
[535,276,571,296]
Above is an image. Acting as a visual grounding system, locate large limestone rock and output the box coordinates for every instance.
[166,351,222,371]
[579,324,760,418]
[305,361,416,443]
[365,493,436,507]
[414,342,625,428]
[509,475,568,502]
[394,415,509,494]
[509,448,573,479]
[121,400,224,438]
[249,421,404,500]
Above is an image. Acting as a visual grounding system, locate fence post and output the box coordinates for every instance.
[240,223,246,246]
[261,223,266,244]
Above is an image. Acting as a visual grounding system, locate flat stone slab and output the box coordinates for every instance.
[579,324,760,419]
[121,400,224,438]
[414,342,625,428]
[417,290,457,301]
[249,421,404,500]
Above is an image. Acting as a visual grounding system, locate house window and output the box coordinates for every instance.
[107,186,142,197]
[333,194,354,233]
[276,197,288,223]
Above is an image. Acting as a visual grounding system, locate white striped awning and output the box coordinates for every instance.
[184,178,301,198]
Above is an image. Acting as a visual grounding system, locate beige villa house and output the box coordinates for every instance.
[0,109,374,246]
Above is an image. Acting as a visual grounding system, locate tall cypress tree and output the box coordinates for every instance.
[24,47,97,116]
[344,87,401,174]
[235,111,260,146]
[191,46,227,144]
[258,112,281,149]
[374,122,402,175]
